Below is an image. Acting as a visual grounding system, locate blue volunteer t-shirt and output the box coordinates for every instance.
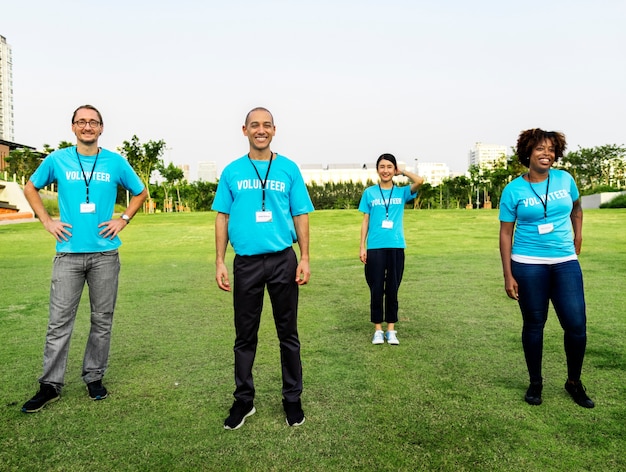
[29,146,145,253]
[212,154,314,256]
[499,169,579,258]
[358,184,417,249]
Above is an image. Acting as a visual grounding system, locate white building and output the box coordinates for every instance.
[417,162,451,187]
[197,161,217,182]
[300,161,451,187]
[468,142,508,169]
[300,163,378,185]
[301,162,421,186]
[178,163,190,182]
[0,35,15,142]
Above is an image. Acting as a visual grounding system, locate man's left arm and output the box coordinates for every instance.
[99,188,148,239]
[293,213,310,285]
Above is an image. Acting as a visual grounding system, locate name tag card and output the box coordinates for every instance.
[382,220,394,229]
[538,223,554,234]
[256,211,273,223]
[80,203,96,213]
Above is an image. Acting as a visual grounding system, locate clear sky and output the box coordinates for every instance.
[2,0,625,180]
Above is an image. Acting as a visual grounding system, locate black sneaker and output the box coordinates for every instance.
[524,382,543,405]
[87,380,108,400]
[565,380,595,408]
[224,400,256,430]
[21,384,60,413]
[283,399,305,426]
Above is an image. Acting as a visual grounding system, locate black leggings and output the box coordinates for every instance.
[365,248,405,324]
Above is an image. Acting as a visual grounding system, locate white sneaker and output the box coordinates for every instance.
[372,330,384,345]
[385,330,399,345]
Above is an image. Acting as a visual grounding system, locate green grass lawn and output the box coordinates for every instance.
[1,209,625,471]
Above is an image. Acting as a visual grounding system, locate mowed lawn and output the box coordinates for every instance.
[1,209,625,471]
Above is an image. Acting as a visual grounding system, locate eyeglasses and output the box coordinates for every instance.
[73,120,101,128]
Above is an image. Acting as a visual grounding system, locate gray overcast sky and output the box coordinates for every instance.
[2,0,625,180]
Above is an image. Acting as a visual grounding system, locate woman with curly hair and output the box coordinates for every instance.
[499,128,594,408]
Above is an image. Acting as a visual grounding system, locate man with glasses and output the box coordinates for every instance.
[21,104,147,413]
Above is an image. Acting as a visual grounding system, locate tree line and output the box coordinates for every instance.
[4,138,625,213]
[417,144,626,210]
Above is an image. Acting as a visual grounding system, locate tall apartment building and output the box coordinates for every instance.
[0,35,15,142]
[468,142,508,169]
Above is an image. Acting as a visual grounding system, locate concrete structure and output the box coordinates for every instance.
[197,161,217,182]
[0,35,15,142]
[0,180,34,221]
[581,191,626,209]
[469,142,508,169]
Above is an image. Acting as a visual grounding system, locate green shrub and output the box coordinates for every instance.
[581,184,621,196]
[42,197,59,217]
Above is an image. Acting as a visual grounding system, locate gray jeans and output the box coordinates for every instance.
[39,250,120,389]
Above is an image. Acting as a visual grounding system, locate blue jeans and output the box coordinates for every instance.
[40,250,120,389]
[512,259,587,384]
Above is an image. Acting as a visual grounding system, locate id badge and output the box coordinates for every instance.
[80,202,96,213]
[256,211,273,223]
[382,219,394,229]
[538,223,554,234]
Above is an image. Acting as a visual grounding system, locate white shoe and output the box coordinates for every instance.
[385,330,399,345]
[372,330,384,345]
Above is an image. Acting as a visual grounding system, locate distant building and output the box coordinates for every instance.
[0,139,36,173]
[300,162,422,186]
[417,162,451,187]
[177,163,190,182]
[197,161,217,182]
[300,163,377,185]
[468,142,508,169]
[0,35,15,142]
[300,161,454,187]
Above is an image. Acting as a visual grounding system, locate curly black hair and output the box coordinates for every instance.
[516,128,567,167]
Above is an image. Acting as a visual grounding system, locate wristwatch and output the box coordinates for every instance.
[121,214,131,224]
